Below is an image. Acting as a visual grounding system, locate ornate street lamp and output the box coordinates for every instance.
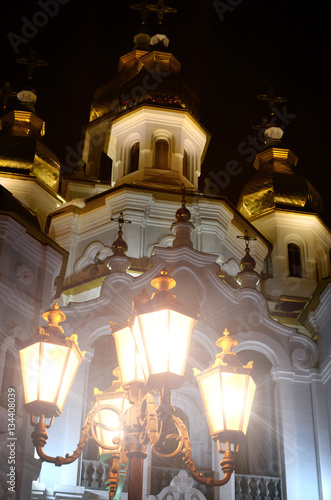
[17,277,256,500]
[194,329,256,479]
[18,303,84,423]
[131,268,199,389]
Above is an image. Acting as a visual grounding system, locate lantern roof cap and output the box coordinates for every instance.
[197,329,253,371]
[151,268,176,291]
[42,303,66,335]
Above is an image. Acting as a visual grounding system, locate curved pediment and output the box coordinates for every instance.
[62,244,317,375]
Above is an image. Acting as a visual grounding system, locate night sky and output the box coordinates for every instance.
[1,0,330,226]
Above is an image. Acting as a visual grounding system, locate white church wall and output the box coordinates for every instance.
[0,215,66,499]
[106,107,208,189]
[253,211,331,300]
[31,244,329,500]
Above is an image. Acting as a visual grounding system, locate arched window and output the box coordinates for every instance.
[262,255,273,278]
[183,149,188,178]
[129,142,140,173]
[155,139,169,170]
[288,243,302,277]
[99,151,112,181]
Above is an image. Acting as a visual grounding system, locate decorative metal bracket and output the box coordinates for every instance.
[30,385,235,497]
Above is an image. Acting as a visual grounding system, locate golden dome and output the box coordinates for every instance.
[237,143,324,219]
[0,109,60,191]
[90,48,200,121]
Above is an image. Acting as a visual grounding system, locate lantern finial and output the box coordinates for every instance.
[42,303,66,335]
[151,268,176,292]
[215,329,238,357]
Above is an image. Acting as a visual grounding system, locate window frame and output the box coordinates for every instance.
[288,242,302,278]
[155,138,170,170]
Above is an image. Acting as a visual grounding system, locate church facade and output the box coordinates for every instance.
[0,18,330,500]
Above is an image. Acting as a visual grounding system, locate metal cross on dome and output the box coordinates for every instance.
[237,230,257,250]
[257,86,287,112]
[16,50,48,80]
[130,0,177,24]
[111,212,132,233]
[253,86,288,130]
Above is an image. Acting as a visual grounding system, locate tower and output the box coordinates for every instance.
[237,113,331,334]
[61,18,209,201]
[0,57,64,230]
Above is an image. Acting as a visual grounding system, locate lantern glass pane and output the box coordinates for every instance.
[134,309,194,379]
[221,372,248,432]
[132,316,149,378]
[199,371,224,435]
[57,348,81,411]
[169,311,194,375]
[139,310,169,375]
[39,343,70,404]
[19,343,40,405]
[114,326,145,385]
[199,370,256,437]
[242,376,256,435]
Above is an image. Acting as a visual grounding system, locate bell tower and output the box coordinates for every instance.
[62,1,210,200]
[0,52,63,228]
[237,91,331,329]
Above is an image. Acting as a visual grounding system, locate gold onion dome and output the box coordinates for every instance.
[240,247,256,271]
[0,86,60,191]
[110,212,131,256]
[237,128,324,219]
[176,200,191,222]
[90,46,200,121]
[111,230,128,255]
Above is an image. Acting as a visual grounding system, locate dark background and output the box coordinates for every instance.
[1,0,330,225]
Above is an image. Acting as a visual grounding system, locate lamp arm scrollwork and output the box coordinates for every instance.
[31,406,104,466]
[31,407,126,500]
[151,411,234,487]
[136,387,235,486]
[176,415,235,487]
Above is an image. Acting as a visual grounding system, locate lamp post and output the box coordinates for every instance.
[18,272,256,500]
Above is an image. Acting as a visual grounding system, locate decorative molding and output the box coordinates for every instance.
[15,263,33,285]
[74,242,112,274]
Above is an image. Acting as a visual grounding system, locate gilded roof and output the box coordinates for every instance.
[0,110,60,191]
[90,49,200,121]
[237,144,324,218]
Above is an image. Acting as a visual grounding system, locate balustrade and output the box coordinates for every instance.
[80,461,281,499]
[235,474,281,499]
[81,460,109,490]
